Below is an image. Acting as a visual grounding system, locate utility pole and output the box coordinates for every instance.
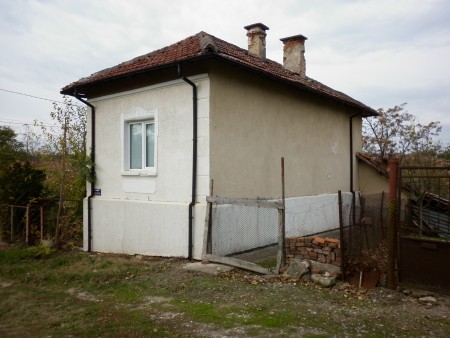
[55,116,68,246]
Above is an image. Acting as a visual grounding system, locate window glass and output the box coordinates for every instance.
[130,123,142,169]
[146,123,155,168]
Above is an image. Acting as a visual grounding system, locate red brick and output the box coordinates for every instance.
[313,237,325,244]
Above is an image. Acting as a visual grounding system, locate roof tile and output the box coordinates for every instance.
[62,31,377,115]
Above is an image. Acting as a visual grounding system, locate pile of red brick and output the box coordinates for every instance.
[286,236,342,267]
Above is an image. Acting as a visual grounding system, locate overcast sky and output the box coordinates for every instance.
[1,0,450,143]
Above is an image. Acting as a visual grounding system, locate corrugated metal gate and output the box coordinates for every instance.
[397,166,450,292]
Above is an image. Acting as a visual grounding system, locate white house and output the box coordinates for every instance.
[61,23,377,259]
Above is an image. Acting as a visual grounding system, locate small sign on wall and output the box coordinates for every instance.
[94,188,102,196]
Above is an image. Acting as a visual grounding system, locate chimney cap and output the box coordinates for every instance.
[280,34,308,43]
[244,23,270,31]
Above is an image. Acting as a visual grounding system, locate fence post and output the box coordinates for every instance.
[40,205,44,241]
[387,158,399,290]
[338,190,346,280]
[281,158,286,266]
[25,204,30,245]
[380,191,385,239]
[275,158,286,273]
[10,206,14,243]
[276,208,285,273]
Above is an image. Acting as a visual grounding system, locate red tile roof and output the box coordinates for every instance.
[61,31,377,116]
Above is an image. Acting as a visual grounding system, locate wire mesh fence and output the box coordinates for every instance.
[0,199,82,245]
[204,197,283,272]
[338,191,389,281]
[340,192,388,256]
[338,191,388,257]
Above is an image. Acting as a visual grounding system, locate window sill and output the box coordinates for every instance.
[121,170,157,177]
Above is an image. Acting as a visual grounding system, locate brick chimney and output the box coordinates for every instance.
[244,23,269,59]
[280,34,308,78]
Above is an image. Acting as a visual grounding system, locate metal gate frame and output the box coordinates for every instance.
[396,165,450,292]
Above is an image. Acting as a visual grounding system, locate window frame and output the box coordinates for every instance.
[122,107,158,176]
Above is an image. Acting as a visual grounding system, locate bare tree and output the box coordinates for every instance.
[363,103,442,163]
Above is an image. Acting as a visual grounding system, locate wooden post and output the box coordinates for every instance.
[10,206,14,243]
[40,205,44,241]
[380,191,385,239]
[25,204,30,245]
[387,158,399,290]
[276,208,285,273]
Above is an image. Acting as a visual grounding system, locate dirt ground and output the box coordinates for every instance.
[0,246,449,337]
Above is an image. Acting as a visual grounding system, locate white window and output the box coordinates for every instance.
[129,121,155,169]
[122,108,158,175]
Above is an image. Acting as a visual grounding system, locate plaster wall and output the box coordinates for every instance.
[83,76,210,258]
[358,160,390,195]
[209,64,362,199]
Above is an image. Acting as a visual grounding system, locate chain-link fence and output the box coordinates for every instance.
[204,197,284,272]
[338,191,389,280]
[339,191,388,257]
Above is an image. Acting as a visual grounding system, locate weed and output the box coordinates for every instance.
[0,247,449,337]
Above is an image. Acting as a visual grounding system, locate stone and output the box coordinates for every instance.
[402,289,412,296]
[286,259,311,280]
[183,262,233,275]
[311,274,337,288]
[411,290,432,298]
[419,296,437,303]
[310,261,341,277]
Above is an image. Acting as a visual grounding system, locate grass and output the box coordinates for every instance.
[1,246,449,337]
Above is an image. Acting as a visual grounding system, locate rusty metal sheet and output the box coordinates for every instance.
[398,236,450,292]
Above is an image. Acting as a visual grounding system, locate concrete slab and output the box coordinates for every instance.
[183,262,234,276]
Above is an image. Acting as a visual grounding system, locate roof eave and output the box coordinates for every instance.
[60,53,215,97]
[61,51,378,116]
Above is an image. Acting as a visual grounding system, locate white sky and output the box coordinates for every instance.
[1,0,450,143]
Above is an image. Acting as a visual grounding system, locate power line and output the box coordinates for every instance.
[0,119,57,128]
[0,88,65,104]
[0,88,82,106]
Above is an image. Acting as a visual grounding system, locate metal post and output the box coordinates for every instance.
[281,158,286,265]
[338,190,345,280]
[387,158,399,290]
[207,179,214,254]
[276,158,286,272]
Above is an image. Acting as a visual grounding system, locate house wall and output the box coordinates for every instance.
[209,63,362,199]
[83,75,210,258]
[358,160,390,195]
